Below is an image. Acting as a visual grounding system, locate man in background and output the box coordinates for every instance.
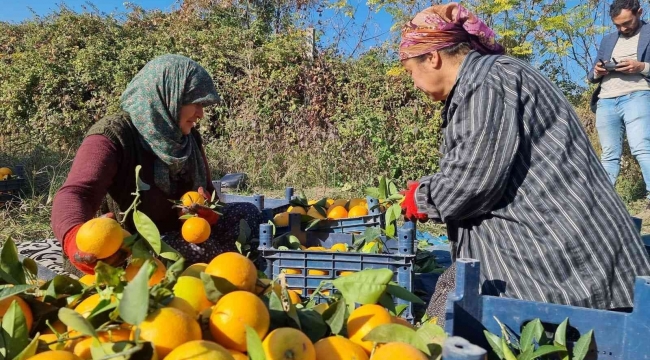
[589,0,650,206]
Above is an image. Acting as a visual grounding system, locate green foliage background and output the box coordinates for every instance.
[0,0,645,203]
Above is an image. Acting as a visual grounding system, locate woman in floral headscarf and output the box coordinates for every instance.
[47,54,263,277]
[397,3,650,326]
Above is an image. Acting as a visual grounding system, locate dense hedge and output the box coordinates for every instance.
[0,3,644,199]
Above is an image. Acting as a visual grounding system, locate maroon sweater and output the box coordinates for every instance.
[52,115,214,268]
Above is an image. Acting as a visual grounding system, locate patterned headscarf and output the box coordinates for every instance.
[120,54,220,195]
[399,2,505,61]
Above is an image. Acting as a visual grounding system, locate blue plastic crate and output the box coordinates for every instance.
[0,165,26,202]
[258,222,417,322]
[444,259,650,360]
[300,196,385,234]
[442,337,487,360]
[212,181,293,222]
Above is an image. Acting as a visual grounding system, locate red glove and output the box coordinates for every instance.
[63,213,128,275]
[400,181,428,222]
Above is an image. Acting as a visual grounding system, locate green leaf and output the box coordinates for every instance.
[135,165,150,192]
[296,309,328,343]
[119,259,150,325]
[518,347,535,360]
[395,304,408,317]
[520,319,543,353]
[159,240,182,261]
[363,323,430,355]
[377,292,396,315]
[554,318,568,347]
[246,325,266,360]
[2,300,29,358]
[0,285,35,302]
[0,239,25,284]
[365,187,381,198]
[133,210,161,254]
[131,239,151,260]
[44,275,84,301]
[483,331,505,359]
[238,219,252,245]
[531,345,568,357]
[13,334,38,360]
[388,181,399,196]
[331,268,392,305]
[363,227,382,244]
[164,258,185,283]
[200,272,237,303]
[95,262,125,289]
[287,235,302,250]
[501,338,517,360]
[58,307,97,337]
[387,193,404,201]
[386,284,425,304]
[416,322,447,344]
[322,299,346,335]
[378,177,387,199]
[572,330,593,360]
[21,258,38,279]
[179,214,194,220]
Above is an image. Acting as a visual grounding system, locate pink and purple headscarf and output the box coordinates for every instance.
[399,3,505,61]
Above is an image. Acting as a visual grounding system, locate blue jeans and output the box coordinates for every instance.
[596,90,650,198]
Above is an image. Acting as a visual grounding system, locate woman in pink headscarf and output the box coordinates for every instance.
[398,3,650,327]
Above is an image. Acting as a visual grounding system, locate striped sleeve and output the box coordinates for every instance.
[414,83,520,222]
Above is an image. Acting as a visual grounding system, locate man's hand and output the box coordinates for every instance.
[594,62,609,77]
[399,181,428,223]
[616,59,646,74]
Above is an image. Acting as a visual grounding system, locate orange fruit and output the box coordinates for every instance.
[229,349,248,360]
[74,293,116,318]
[306,247,326,251]
[327,206,348,220]
[271,285,302,305]
[329,199,348,209]
[337,271,355,277]
[125,257,166,287]
[282,268,301,275]
[347,198,367,210]
[37,333,76,351]
[330,243,348,252]
[0,168,12,176]
[181,263,208,278]
[307,269,330,276]
[173,276,214,313]
[314,336,368,360]
[167,296,198,318]
[165,340,235,360]
[205,252,257,292]
[307,206,326,220]
[41,320,67,334]
[347,304,392,354]
[325,199,335,208]
[27,351,82,360]
[78,274,95,286]
[209,291,270,352]
[135,307,202,358]
[347,205,368,218]
[262,327,315,360]
[181,191,206,207]
[75,218,124,259]
[391,316,415,329]
[371,342,428,360]
[0,295,33,331]
[182,216,211,244]
[289,206,307,215]
[73,328,131,359]
[273,212,290,227]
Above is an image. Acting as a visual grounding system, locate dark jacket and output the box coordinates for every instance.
[588,21,650,113]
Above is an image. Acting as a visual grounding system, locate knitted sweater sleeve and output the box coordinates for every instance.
[51,135,120,248]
